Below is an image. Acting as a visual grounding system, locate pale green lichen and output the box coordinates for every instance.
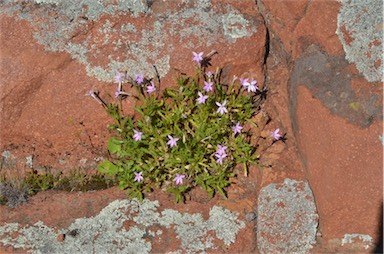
[341,233,374,250]
[257,179,318,254]
[0,0,258,82]
[336,0,383,82]
[0,199,245,254]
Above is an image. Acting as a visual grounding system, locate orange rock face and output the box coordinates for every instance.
[0,0,382,253]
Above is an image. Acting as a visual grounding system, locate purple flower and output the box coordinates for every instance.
[167,135,179,148]
[134,172,144,182]
[114,71,124,83]
[271,128,281,140]
[215,152,227,165]
[203,81,213,92]
[232,122,243,135]
[135,74,144,84]
[216,100,228,115]
[85,88,97,99]
[133,129,143,141]
[216,145,227,156]
[247,79,258,93]
[206,71,214,78]
[196,91,208,104]
[173,174,185,185]
[192,51,204,63]
[85,88,104,105]
[239,78,250,89]
[146,81,156,94]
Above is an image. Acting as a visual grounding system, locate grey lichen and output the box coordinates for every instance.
[0,0,258,82]
[0,199,245,254]
[341,233,374,250]
[222,13,254,41]
[336,0,383,82]
[257,179,319,254]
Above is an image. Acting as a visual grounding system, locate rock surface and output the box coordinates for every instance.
[0,0,383,253]
[257,179,318,254]
[258,0,383,251]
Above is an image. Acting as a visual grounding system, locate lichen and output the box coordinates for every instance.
[257,179,319,254]
[0,199,245,253]
[336,0,383,82]
[341,233,374,250]
[0,0,258,82]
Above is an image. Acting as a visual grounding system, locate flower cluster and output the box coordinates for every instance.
[89,51,282,202]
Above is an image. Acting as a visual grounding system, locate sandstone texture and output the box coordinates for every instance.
[0,0,383,253]
[257,179,318,254]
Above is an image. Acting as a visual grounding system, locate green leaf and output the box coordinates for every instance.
[108,138,122,154]
[98,161,119,175]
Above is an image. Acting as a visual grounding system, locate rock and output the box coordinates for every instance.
[0,188,247,254]
[256,178,318,254]
[295,85,382,248]
[0,0,267,173]
[258,0,383,250]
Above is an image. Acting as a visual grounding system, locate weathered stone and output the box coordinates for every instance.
[336,0,383,82]
[257,178,318,254]
[258,0,383,251]
[296,85,382,245]
[0,0,267,172]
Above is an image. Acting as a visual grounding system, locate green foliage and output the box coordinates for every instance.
[97,62,267,203]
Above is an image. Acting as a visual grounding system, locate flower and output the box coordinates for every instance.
[85,88,97,99]
[206,71,214,77]
[215,152,227,165]
[232,122,243,135]
[133,129,143,141]
[196,91,208,104]
[114,71,124,83]
[192,51,204,63]
[173,174,185,185]
[216,100,228,115]
[167,135,179,148]
[115,91,120,98]
[247,78,258,93]
[216,144,227,155]
[146,81,156,94]
[135,74,144,84]
[203,81,213,92]
[271,128,281,140]
[239,78,250,89]
[134,172,144,182]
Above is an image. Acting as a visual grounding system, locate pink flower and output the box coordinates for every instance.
[196,92,208,104]
[216,100,228,115]
[203,81,213,92]
[134,172,144,182]
[146,81,156,94]
[216,144,227,155]
[114,71,124,83]
[135,74,144,84]
[173,174,185,185]
[271,128,281,140]
[206,71,214,78]
[215,152,227,165]
[133,129,143,141]
[232,122,243,135]
[167,135,179,148]
[192,51,204,63]
[247,79,258,93]
[239,78,250,89]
